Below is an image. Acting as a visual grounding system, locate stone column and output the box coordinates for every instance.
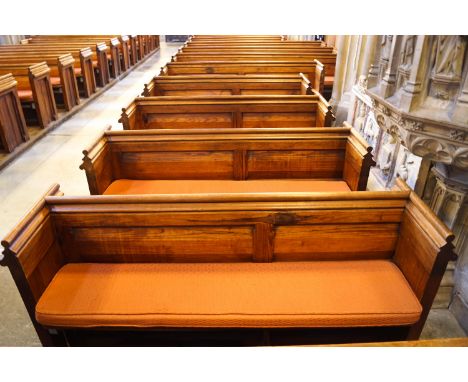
[380,35,403,98]
[367,36,382,89]
[452,70,468,123]
[330,35,351,108]
[429,164,468,326]
[399,36,432,112]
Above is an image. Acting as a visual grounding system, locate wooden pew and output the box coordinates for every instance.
[176,49,336,94]
[190,35,283,41]
[0,54,80,111]
[159,60,326,89]
[0,63,57,128]
[119,95,335,130]
[23,41,110,87]
[0,181,456,346]
[0,74,29,152]
[0,46,96,98]
[143,72,324,97]
[185,41,325,47]
[27,36,121,78]
[80,126,375,195]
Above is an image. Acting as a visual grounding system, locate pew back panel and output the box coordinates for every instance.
[119,95,335,130]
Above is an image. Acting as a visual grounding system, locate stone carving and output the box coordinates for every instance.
[355,102,367,133]
[394,148,422,189]
[381,35,393,60]
[450,129,466,142]
[377,132,398,180]
[400,35,416,70]
[431,36,466,79]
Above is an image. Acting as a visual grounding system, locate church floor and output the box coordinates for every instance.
[0,41,466,346]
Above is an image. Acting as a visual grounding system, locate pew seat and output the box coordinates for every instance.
[103,179,351,195]
[17,89,33,102]
[35,261,422,329]
[325,76,334,86]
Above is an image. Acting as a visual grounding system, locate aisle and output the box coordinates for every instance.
[0,41,182,346]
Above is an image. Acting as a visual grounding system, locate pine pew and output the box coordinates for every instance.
[0,63,57,128]
[143,72,324,97]
[0,74,29,152]
[21,41,110,87]
[80,126,375,195]
[119,95,335,130]
[0,181,456,346]
[0,54,80,111]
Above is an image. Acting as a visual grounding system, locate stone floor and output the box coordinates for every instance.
[0,40,466,346]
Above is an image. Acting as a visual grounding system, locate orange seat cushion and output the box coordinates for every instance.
[50,76,61,86]
[17,89,34,102]
[103,179,351,195]
[325,76,334,86]
[74,67,81,75]
[35,261,422,328]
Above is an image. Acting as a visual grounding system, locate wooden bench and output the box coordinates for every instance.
[23,41,110,87]
[176,49,336,97]
[0,46,96,98]
[27,36,121,79]
[0,54,80,111]
[143,72,324,97]
[159,60,327,91]
[0,180,456,346]
[119,94,335,130]
[0,63,57,128]
[0,74,29,152]
[80,126,375,195]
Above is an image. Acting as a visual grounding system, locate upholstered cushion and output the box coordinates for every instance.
[17,89,34,102]
[74,67,81,75]
[325,76,334,86]
[103,179,351,195]
[36,261,422,328]
[50,76,61,86]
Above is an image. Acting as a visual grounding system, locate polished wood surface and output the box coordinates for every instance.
[0,181,455,346]
[119,95,335,130]
[0,74,29,152]
[144,72,324,97]
[80,126,374,195]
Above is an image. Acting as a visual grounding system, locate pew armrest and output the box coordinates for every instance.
[1,184,65,304]
[393,186,456,337]
[79,127,114,194]
[342,122,376,191]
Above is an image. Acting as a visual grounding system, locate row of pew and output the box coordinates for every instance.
[1,35,457,347]
[0,35,159,154]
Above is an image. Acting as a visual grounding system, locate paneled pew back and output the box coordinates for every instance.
[0,45,97,98]
[0,74,29,152]
[80,126,375,195]
[0,182,456,346]
[119,94,335,130]
[0,63,57,128]
[143,72,324,97]
[160,60,326,89]
[0,54,80,111]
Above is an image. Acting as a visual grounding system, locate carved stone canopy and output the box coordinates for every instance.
[369,93,468,170]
